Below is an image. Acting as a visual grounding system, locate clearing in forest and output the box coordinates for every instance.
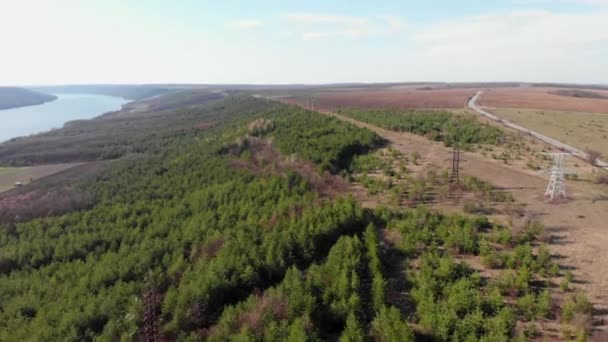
[282,99,608,338]
[0,163,80,193]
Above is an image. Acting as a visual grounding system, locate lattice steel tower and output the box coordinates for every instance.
[543,153,574,201]
[449,144,461,184]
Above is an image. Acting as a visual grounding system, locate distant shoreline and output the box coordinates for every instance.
[0,93,128,144]
[0,95,58,111]
[0,86,58,111]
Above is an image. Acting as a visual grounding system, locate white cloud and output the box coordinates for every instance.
[382,15,405,32]
[285,12,404,40]
[574,0,608,4]
[302,30,364,40]
[286,13,368,26]
[404,10,608,82]
[228,19,264,29]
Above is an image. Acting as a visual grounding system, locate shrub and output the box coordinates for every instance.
[481,251,505,269]
[585,149,601,166]
[560,278,571,292]
[411,151,421,165]
[487,226,513,246]
[371,306,414,342]
[576,328,589,342]
[565,271,574,283]
[548,264,560,277]
[536,244,552,270]
[562,293,593,323]
[339,313,364,342]
[536,289,552,319]
[463,202,496,215]
[517,293,537,320]
[524,321,538,338]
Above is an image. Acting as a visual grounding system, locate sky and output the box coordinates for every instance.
[1,0,607,85]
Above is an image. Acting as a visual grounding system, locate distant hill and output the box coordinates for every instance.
[30,85,174,100]
[0,87,57,110]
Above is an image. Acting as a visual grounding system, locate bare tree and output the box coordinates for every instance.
[585,149,601,166]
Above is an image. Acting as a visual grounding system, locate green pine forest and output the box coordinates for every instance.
[336,108,504,148]
[0,95,587,340]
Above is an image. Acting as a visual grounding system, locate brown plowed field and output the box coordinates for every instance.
[480,87,608,114]
[301,87,478,109]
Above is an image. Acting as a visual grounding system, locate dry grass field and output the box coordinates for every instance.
[290,87,477,109]
[0,163,80,193]
[491,108,608,157]
[479,87,608,114]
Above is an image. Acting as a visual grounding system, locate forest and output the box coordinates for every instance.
[0,94,590,341]
[337,108,505,148]
[0,91,227,166]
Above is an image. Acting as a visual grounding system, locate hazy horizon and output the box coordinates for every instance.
[2,0,608,86]
[8,81,608,88]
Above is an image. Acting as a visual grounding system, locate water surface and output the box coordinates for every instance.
[0,93,128,143]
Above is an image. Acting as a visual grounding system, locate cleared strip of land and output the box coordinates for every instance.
[280,97,608,334]
[0,163,81,193]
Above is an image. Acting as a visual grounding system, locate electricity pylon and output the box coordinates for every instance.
[305,98,315,111]
[542,153,574,201]
[449,143,461,184]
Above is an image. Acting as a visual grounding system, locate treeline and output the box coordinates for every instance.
[337,108,504,148]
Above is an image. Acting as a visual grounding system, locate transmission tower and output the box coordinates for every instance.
[142,283,159,342]
[542,153,574,201]
[305,98,315,111]
[449,144,461,184]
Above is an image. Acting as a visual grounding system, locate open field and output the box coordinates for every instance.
[0,161,111,223]
[490,108,608,157]
[287,86,478,110]
[479,87,608,114]
[0,163,80,193]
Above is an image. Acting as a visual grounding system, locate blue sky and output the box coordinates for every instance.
[1,0,607,85]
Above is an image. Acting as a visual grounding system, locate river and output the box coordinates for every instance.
[0,93,129,143]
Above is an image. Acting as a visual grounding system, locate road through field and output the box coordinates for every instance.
[468,91,608,169]
[279,98,608,336]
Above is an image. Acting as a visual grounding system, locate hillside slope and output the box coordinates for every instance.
[0,87,57,110]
